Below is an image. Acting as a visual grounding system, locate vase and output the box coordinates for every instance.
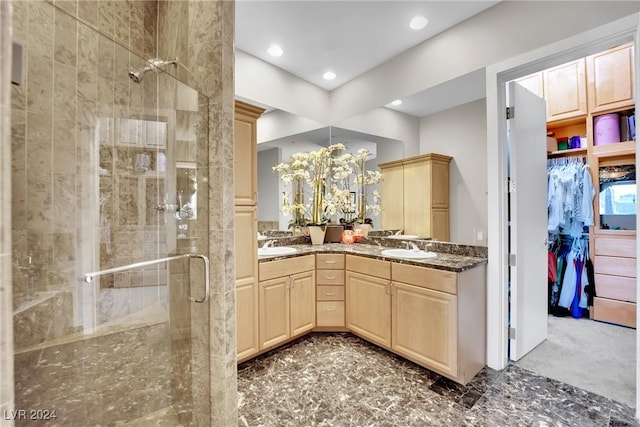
[353,223,372,237]
[308,225,326,245]
[324,225,344,243]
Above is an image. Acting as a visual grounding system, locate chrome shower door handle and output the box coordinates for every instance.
[83,253,210,303]
[190,253,210,303]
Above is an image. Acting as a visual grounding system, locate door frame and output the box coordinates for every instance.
[485,11,640,413]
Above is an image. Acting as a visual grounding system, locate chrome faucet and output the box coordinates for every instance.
[262,240,276,249]
[403,241,420,251]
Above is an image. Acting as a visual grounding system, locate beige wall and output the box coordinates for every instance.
[1,1,14,422]
[420,99,488,245]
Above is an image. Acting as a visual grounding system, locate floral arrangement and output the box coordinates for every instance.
[273,145,382,228]
[348,148,382,224]
[273,143,350,227]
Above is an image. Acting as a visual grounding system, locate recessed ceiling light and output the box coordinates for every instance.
[409,15,428,30]
[323,71,336,80]
[391,99,403,106]
[267,44,283,57]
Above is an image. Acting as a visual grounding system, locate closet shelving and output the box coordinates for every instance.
[518,42,636,327]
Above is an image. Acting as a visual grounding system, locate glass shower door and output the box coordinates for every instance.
[11,4,211,423]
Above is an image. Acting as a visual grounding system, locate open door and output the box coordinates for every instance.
[508,81,549,361]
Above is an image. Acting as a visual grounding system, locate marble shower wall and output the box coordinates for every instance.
[10,0,204,425]
[10,0,163,352]
[9,0,235,425]
[1,1,14,422]
[158,1,238,425]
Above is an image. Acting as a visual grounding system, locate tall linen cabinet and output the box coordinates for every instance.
[379,153,453,241]
[234,101,264,362]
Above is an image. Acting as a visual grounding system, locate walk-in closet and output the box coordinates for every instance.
[513,42,637,407]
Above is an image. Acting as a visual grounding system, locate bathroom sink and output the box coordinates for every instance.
[387,234,420,240]
[381,248,437,259]
[258,246,297,256]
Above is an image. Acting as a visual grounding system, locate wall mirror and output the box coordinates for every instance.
[253,106,405,231]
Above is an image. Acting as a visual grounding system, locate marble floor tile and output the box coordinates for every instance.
[237,333,639,427]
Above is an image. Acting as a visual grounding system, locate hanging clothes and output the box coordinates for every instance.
[548,235,594,318]
[547,158,595,236]
[547,156,596,318]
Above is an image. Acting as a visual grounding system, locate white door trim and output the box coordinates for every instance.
[485,11,640,413]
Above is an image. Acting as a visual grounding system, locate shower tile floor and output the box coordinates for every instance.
[237,333,638,427]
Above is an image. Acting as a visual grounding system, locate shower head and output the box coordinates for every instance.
[128,58,178,83]
[128,68,146,83]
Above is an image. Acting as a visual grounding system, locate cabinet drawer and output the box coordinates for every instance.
[392,263,457,295]
[595,273,636,302]
[316,269,344,285]
[259,255,315,281]
[316,285,345,301]
[346,255,390,280]
[595,237,636,258]
[316,301,345,327]
[594,255,636,278]
[592,297,636,328]
[316,254,345,269]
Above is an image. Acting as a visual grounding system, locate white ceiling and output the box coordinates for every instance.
[236,1,498,96]
[236,1,501,119]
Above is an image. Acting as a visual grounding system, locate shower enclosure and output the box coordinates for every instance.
[11,2,211,424]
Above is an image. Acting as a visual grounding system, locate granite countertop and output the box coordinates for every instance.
[257,240,487,273]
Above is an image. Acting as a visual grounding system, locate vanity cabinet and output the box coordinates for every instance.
[391,263,486,384]
[379,153,452,240]
[258,255,316,350]
[345,254,486,385]
[234,100,264,362]
[345,256,392,347]
[315,254,346,328]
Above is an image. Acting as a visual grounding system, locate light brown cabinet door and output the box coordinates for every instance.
[236,280,259,361]
[259,276,290,349]
[346,271,391,347]
[402,160,429,238]
[515,72,544,99]
[234,206,257,282]
[430,208,450,242]
[543,58,587,122]
[235,206,259,361]
[587,43,635,113]
[430,160,450,209]
[234,116,256,205]
[234,101,263,206]
[380,162,404,230]
[391,281,458,378]
[290,271,316,337]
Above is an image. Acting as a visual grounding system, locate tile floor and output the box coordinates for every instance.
[237,333,638,427]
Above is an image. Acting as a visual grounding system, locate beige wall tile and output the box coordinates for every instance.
[54,7,78,66]
[78,0,98,28]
